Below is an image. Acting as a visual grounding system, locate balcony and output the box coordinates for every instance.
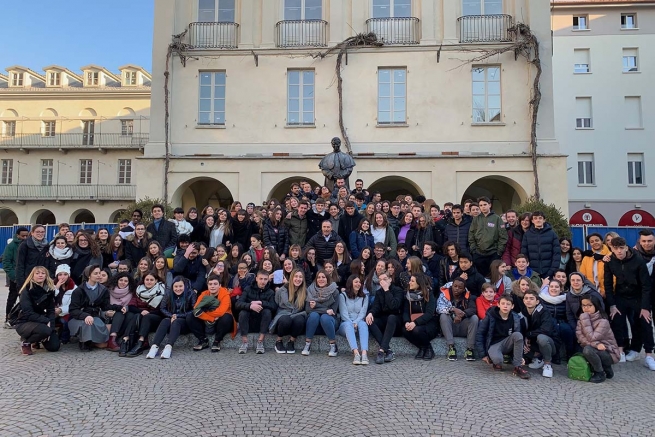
[275,20,328,48]
[0,133,149,151]
[457,15,514,43]
[0,184,136,201]
[188,22,239,49]
[366,17,420,45]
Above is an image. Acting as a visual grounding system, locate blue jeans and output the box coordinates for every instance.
[338,321,369,351]
[305,312,337,341]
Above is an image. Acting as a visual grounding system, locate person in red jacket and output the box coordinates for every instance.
[476,283,498,320]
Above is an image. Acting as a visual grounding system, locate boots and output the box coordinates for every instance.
[590,371,606,383]
[423,345,435,360]
[126,340,145,358]
[106,336,120,352]
[118,338,129,357]
[414,347,426,360]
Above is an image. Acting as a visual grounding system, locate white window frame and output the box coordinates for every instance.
[573,48,590,73]
[621,13,637,29]
[41,159,53,186]
[198,71,226,126]
[623,48,639,73]
[372,0,412,18]
[625,96,643,129]
[628,153,645,186]
[121,119,134,136]
[124,71,137,86]
[472,66,502,124]
[377,67,407,125]
[1,159,13,185]
[577,154,595,186]
[11,72,23,87]
[48,72,61,86]
[79,159,93,184]
[573,15,589,31]
[462,0,503,16]
[575,97,592,129]
[287,70,315,126]
[2,121,16,137]
[86,71,99,86]
[284,0,323,20]
[198,0,236,22]
[42,121,56,137]
[118,159,132,184]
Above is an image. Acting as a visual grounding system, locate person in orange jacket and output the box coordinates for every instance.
[194,274,236,352]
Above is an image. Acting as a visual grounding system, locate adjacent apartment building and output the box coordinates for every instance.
[141,0,568,213]
[0,65,150,225]
[552,0,655,227]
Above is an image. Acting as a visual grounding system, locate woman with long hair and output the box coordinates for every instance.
[96,228,111,253]
[134,257,153,283]
[103,233,126,271]
[400,256,425,290]
[395,212,414,246]
[372,212,397,257]
[104,272,137,352]
[489,259,512,297]
[263,208,290,259]
[53,264,77,344]
[123,272,166,357]
[364,259,387,306]
[349,219,374,259]
[70,232,103,285]
[226,243,244,275]
[330,241,352,288]
[124,223,150,268]
[571,247,584,272]
[385,259,403,287]
[271,268,308,354]
[232,210,253,249]
[186,207,202,242]
[68,265,112,352]
[153,256,173,290]
[303,247,319,283]
[338,274,370,364]
[146,241,164,264]
[208,259,232,288]
[355,246,374,276]
[406,213,433,256]
[211,208,233,248]
[402,273,438,360]
[558,237,576,275]
[302,270,340,357]
[48,236,73,277]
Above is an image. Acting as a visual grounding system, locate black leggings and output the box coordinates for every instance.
[204,314,235,343]
[403,321,439,348]
[276,315,306,338]
[125,313,163,339]
[369,314,402,352]
[16,322,60,352]
[583,345,613,373]
[109,311,137,338]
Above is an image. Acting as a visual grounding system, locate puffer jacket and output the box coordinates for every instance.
[468,212,507,256]
[15,283,56,326]
[444,216,472,251]
[475,306,523,358]
[579,245,613,297]
[304,231,342,264]
[502,226,525,266]
[284,211,309,246]
[576,311,620,364]
[604,248,652,311]
[349,230,374,259]
[16,238,51,289]
[263,219,290,257]
[520,223,560,279]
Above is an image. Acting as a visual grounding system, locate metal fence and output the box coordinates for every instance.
[0,133,148,149]
[188,22,240,49]
[275,19,328,48]
[366,17,420,45]
[570,226,655,250]
[457,14,514,43]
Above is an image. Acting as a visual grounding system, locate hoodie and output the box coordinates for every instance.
[475,306,523,359]
[604,248,652,311]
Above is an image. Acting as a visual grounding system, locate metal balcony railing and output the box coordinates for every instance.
[0,184,136,201]
[457,15,514,43]
[275,20,328,48]
[188,22,240,49]
[0,133,149,149]
[366,17,420,45]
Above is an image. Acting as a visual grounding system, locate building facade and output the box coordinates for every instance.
[0,65,150,225]
[552,0,655,227]
[142,0,568,213]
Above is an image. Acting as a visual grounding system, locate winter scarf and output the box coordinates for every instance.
[32,236,47,251]
[539,289,567,305]
[110,285,132,307]
[136,282,165,308]
[306,282,338,305]
[49,245,73,260]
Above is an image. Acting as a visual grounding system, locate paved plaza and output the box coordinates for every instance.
[1,280,655,437]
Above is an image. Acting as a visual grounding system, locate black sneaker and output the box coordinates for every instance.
[275,340,286,354]
[447,345,457,361]
[193,338,209,351]
[384,350,396,362]
[503,354,512,364]
[286,340,295,354]
[375,350,385,365]
[465,349,475,361]
[211,341,221,353]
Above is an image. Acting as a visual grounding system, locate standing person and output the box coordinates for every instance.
[502,212,531,267]
[349,219,375,259]
[263,208,289,259]
[444,205,472,253]
[579,233,612,297]
[338,275,370,365]
[577,294,620,383]
[271,269,307,354]
[520,211,560,280]
[169,207,194,237]
[69,233,103,286]
[14,266,60,355]
[468,197,507,277]
[307,199,328,239]
[146,204,178,258]
[338,201,363,244]
[604,237,655,369]
[366,272,403,364]
[387,202,404,234]
[124,223,150,268]
[302,270,340,357]
[285,201,309,247]
[234,270,277,354]
[437,277,478,361]
[634,230,655,309]
[3,226,29,328]
[68,265,112,352]
[15,225,51,290]
[402,274,438,360]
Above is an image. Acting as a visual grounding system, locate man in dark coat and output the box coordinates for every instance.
[338,201,363,243]
[444,205,472,252]
[146,204,178,257]
[520,211,560,279]
[304,221,343,265]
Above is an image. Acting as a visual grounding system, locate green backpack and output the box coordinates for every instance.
[567,353,592,382]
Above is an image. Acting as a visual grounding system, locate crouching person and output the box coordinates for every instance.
[15,266,60,355]
[521,289,559,378]
[194,274,236,352]
[577,295,620,383]
[68,265,111,352]
[437,277,479,361]
[475,294,530,379]
[235,270,277,354]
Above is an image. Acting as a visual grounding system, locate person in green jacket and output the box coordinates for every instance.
[467,197,508,278]
[4,227,30,328]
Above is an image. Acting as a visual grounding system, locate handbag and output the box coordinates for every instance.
[409,300,424,322]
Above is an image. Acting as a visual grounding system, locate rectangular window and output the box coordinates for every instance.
[463,0,502,16]
[86,71,99,85]
[41,159,53,186]
[198,71,226,125]
[287,70,315,126]
[373,0,412,18]
[621,13,637,29]
[284,0,322,20]
[124,71,137,85]
[198,0,236,22]
[575,97,592,128]
[43,121,56,137]
[574,48,590,73]
[79,159,93,184]
[11,72,23,86]
[48,72,61,86]
[121,120,134,136]
[472,66,501,123]
[628,153,645,185]
[573,15,588,30]
[118,159,132,184]
[625,96,643,129]
[578,153,595,185]
[2,121,16,137]
[378,68,407,124]
[1,160,13,185]
[623,48,639,72]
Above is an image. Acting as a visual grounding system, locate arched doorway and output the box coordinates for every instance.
[461,176,528,214]
[172,177,234,211]
[268,177,321,202]
[0,208,18,226]
[31,209,56,225]
[71,209,96,224]
[109,209,126,223]
[368,176,423,201]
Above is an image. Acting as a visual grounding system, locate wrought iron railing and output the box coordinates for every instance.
[0,133,148,149]
[365,17,420,45]
[0,184,136,200]
[457,14,514,43]
[188,22,240,49]
[275,20,328,48]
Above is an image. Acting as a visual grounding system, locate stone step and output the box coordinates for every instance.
[147,333,471,357]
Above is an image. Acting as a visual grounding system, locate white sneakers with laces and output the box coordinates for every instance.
[146,345,159,359]
[542,363,553,378]
[625,350,640,362]
[643,355,655,370]
[528,358,544,369]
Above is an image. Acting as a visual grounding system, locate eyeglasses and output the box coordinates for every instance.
[78,238,88,242]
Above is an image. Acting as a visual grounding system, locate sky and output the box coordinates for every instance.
[1,0,154,74]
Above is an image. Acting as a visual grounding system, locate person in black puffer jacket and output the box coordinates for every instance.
[15,225,51,289]
[443,206,472,252]
[539,278,574,360]
[263,212,289,258]
[304,222,342,265]
[234,271,277,352]
[366,271,405,364]
[520,212,560,279]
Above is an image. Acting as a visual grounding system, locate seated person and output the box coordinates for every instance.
[234,270,277,354]
[452,253,486,296]
[436,277,479,361]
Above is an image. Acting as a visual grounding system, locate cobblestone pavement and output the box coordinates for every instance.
[1,280,655,436]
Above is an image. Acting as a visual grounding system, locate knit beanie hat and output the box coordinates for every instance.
[55,264,71,276]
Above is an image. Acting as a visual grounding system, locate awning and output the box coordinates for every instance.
[569,209,608,226]
[618,209,655,227]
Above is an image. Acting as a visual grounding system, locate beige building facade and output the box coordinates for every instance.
[0,65,150,225]
[142,0,568,213]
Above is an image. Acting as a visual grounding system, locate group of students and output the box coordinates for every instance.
[4,180,654,383]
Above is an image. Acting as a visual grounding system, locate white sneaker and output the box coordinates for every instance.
[619,352,626,363]
[353,352,361,365]
[160,345,172,359]
[644,355,655,370]
[528,358,544,369]
[301,342,311,356]
[328,343,338,357]
[542,363,553,378]
[625,350,640,361]
[146,345,159,359]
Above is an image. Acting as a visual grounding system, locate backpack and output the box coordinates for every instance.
[6,301,21,327]
[567,353,592,382]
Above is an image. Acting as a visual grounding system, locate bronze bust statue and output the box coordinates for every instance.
[319,137,356,192]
